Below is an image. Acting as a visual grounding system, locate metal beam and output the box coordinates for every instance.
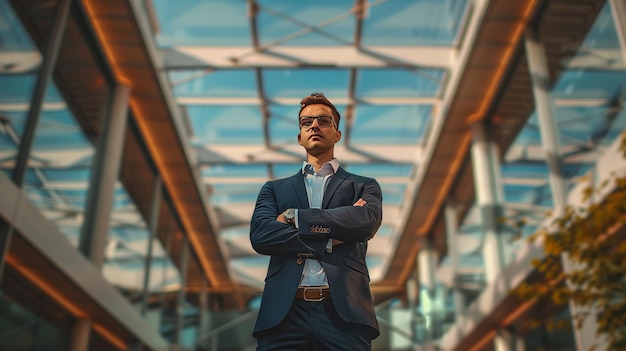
[140,175,162,316]
[79,84,129,270]
[162,46,453,70]
[176,96,439,106]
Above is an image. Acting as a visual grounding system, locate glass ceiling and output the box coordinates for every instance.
[152,0,470,286]
[4,0,623,305]
[151,0,626,293]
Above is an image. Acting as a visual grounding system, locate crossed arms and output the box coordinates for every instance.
[250,178,382,257]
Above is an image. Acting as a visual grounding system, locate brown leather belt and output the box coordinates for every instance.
[295,287,331,301]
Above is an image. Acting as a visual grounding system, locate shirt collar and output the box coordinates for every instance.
[301,158,340,175]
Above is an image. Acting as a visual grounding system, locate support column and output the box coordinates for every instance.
[175,235,190,345]
[609,0,626,61]
[471,121,510,351]
[140,176,162,316]
[525,28,605,351]
[68,318,91,351]
[0,0,73,283]
[197,278,209,349]
[444,201,465,319]
[417,242,438,344]
[79,84,130,270]
[158,225,174,326]
[470,121,506,283]
[0,221,12,284]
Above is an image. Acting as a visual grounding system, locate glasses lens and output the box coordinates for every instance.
[300,117,313,128]
[318,116,332,128]
[299,116,333,128]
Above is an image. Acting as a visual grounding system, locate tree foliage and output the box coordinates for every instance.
[515,131,626,350]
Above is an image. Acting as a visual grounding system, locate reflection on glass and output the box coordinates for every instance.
[1,0,181,305]
[0,287,70,351]
[0,0,40,178]
[103,187,181,294]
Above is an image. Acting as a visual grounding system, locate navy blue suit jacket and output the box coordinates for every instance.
[250,166,383,339]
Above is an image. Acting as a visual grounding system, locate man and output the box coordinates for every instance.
[250,92,383,350]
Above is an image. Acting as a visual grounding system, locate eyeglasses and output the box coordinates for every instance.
[299,116,335,129]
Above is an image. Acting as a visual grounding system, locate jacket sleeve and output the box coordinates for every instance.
[297,177,383,243]
[249,181,328,257]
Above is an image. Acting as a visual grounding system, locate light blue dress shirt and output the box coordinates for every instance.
[295,159,339,287]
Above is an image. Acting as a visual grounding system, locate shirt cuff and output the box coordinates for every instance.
[325,239,333,253]
[294,209,299,228]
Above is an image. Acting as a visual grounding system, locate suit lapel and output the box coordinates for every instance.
[289,172,309,209]
[323,167,348,208]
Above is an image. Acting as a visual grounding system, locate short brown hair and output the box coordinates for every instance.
[298,92,341,129]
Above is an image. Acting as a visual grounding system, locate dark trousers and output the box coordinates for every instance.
[255,299,372,351]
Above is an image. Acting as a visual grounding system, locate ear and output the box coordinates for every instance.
[298,133,303,146]
[334,130,342,143]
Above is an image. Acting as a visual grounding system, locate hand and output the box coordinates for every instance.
[353,198,366,207]
[276,213,286,223]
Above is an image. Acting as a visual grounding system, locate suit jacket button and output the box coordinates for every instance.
[296,258,303,265]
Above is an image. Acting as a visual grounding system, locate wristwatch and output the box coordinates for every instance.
[283,208,295,226]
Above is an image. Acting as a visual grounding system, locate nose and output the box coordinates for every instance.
[306,118,321,131]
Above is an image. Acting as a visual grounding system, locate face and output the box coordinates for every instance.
[297,104,341,156]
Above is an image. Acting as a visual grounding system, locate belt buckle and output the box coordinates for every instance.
[303,287,324,302]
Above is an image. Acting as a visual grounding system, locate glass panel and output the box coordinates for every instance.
[0,293,67,350]
[351,105,432,145]
[171,70,257,97]
[263,69,349,98]
[0,0,116,252]
[153,0,251,47]
[378,183,407,206]
[361,0,470,46]
[357,68,446,97]
[556,105,626,148]
[187,105,264,145]
[268,104,301,145]
[257,0,354,46]
[273,163,305,178]
[346,163,414,177]
[15,83,96,243]
[110,132,183,314]
[201,164,269,178]
[210,183,263,205]
[0,256,71,351]
[0,0,40,178]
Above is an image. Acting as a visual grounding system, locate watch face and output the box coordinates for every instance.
[284,209,294,221]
